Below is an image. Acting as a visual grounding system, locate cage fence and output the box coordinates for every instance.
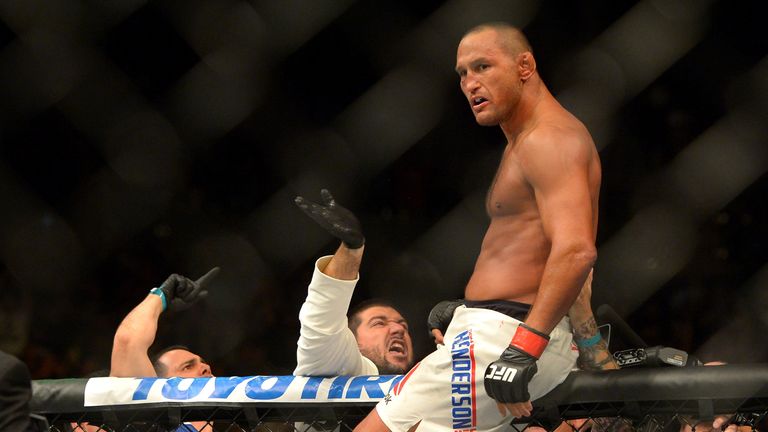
[32,364,768,431]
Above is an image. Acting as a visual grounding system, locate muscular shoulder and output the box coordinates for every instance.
[516,120,595,177]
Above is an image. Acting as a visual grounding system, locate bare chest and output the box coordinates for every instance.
[485,152,534,217]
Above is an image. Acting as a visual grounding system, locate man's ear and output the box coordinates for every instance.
[518,52,536,81]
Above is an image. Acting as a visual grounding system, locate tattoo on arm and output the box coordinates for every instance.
[572,316,599,340]
[573,317,620,371]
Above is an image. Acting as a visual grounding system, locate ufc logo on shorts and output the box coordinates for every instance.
[485,364,517,382]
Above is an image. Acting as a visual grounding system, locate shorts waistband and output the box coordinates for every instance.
[462,299,531,321]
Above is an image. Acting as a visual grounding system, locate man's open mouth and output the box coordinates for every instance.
[389,340,406,356]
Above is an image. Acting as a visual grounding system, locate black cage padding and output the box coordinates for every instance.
[30,364,768,425]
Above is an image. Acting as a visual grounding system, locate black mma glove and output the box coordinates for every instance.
[150,267,220,312]
[427,299,464,338]
[484,323,549,403]
[294,189,365,249]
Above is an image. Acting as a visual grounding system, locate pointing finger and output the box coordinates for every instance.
[196,267,221,287]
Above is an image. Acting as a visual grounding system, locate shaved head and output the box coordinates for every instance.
[462,22,532,58]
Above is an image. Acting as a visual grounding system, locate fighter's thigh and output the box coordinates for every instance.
[375,349,452,430]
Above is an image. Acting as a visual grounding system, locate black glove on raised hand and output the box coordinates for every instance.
[294,189,365,249]
[427,299,464,338]
[484,323,549,404]
[152,267,220,312]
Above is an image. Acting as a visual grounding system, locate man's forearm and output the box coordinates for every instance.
[322,244,364,280]
[572,315,619,371]
[525,245,596,334]
[295,252,373,376]
[567,269,618,371]
[111,295,163,376]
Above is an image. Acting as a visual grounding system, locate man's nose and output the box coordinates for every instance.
[462,74,479,93]
[389,321,407,335]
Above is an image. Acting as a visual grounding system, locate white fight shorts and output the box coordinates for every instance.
[376,305,577,431]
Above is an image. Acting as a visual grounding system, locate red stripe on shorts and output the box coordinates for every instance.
[393,361,420,396]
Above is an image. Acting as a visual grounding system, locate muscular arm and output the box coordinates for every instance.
[520,130,598,334]
[295,244,378,376]
[110,295,162,377]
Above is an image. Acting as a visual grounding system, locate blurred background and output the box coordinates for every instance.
[0,0,765,378]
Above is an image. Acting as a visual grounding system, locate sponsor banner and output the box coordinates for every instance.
[84,375,403,407]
